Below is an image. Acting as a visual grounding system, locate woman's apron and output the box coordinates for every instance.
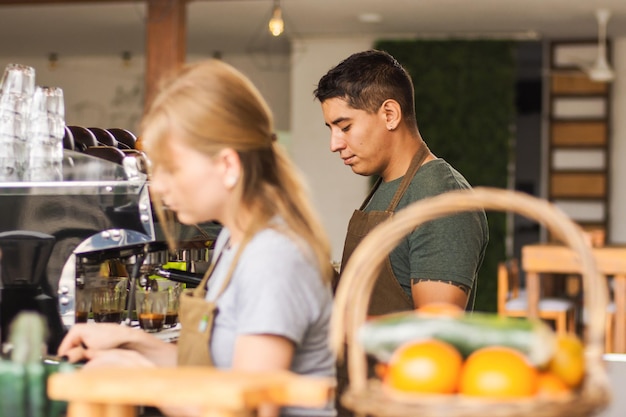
[177,241,241,366]
[339,146,430,316]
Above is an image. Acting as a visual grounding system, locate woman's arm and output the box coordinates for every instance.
[233,334,295,417]
[232,334,294,370]
[57,323,178,367]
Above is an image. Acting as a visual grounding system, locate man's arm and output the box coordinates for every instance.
[411,280,468,309]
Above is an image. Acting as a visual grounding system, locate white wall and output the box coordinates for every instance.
[610,37,626,243]
[0,53,291,133]
[0,56,145,132]
[290,37,374,262]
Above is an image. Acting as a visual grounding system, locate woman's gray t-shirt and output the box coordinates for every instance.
[204,227,336,416]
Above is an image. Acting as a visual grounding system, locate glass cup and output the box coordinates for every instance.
[75,288,92,323]
[0,63,36,97]
[27,86,64,182]
[135,290,168,333]
[164,282,182,329]
[0,63,36,181]
[92,286,127,324]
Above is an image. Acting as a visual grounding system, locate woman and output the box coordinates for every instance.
[57,59,336,417]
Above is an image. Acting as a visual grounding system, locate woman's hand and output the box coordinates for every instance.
[57,323,136,363]
[82,348,157,369]
[58,323,178,367]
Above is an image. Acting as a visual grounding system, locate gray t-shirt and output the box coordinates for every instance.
[205,226,336,416]
[366,159,489,299]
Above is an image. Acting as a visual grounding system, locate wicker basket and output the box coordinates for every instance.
[330,187,611,417]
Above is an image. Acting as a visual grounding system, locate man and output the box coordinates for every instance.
[314,47,489,417]
[314,49,488,314]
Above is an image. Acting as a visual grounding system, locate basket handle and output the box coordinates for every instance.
[330,187,608,391]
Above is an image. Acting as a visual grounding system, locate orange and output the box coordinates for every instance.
[374,362,388,379]
[459,346,538,399]
[416,302,464,317]
[547,333,585,388]
[537,371,571,398]
[383,339,463,394]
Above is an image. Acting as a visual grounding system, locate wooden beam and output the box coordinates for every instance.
[144,0,187,111]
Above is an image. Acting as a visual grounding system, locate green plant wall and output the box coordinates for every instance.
[375,40,516,312]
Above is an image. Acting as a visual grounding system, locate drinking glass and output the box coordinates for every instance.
[135,289,168,333]
[163,282,182,328]
[0,64,35,181]
[27,86,64,181]
[0,63,36,97]
[75,288,92,323]
[92,286,127,324]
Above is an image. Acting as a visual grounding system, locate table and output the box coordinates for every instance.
[48,367,334,417]
[521,244,626,352]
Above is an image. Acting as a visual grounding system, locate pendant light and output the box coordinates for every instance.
[268,0,284,37]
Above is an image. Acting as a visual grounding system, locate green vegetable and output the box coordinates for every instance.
[0,312,75,417]
[0,358,26,417]
[25,362,46,417]
[359,311,557,367]
[44,361,76,417]
[9,312,47,365]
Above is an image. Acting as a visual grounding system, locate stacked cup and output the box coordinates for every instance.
[27,86,65,181]
[0,63,66,182]
[0,63,35,181]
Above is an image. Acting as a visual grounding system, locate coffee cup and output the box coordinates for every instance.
[135,290,168,333]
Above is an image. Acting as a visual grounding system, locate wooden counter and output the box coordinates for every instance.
[48,367,334,417]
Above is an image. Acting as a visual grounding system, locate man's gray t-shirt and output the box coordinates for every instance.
[205,226,335,416]
[366,159,489,298]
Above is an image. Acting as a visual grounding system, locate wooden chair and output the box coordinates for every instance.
[497,259,576,335]
[605,302,615,352]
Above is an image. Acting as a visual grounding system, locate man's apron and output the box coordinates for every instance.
[340,146,430,315]
[335,147,429,417]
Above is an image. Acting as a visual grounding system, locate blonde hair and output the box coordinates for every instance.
[141,59,333,283]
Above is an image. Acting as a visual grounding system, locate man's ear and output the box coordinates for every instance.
[381,99,402,131]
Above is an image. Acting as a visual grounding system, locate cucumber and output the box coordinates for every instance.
[358,311,557,367]
[5,312,49,417]
[0,358,27,417]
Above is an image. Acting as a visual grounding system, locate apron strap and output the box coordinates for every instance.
[386,144,430,212]
[192,236,247,301]
[191,238,229,298]
[358,177,383,211]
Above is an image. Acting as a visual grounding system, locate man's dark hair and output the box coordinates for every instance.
[314,49,417,125]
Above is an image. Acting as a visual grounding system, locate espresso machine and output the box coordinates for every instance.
[0,149,156,353]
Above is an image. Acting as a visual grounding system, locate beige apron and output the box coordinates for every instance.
[177,240,242,366]
[335,147,429,417]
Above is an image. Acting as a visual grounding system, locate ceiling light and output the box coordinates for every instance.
[268,0,284,37]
